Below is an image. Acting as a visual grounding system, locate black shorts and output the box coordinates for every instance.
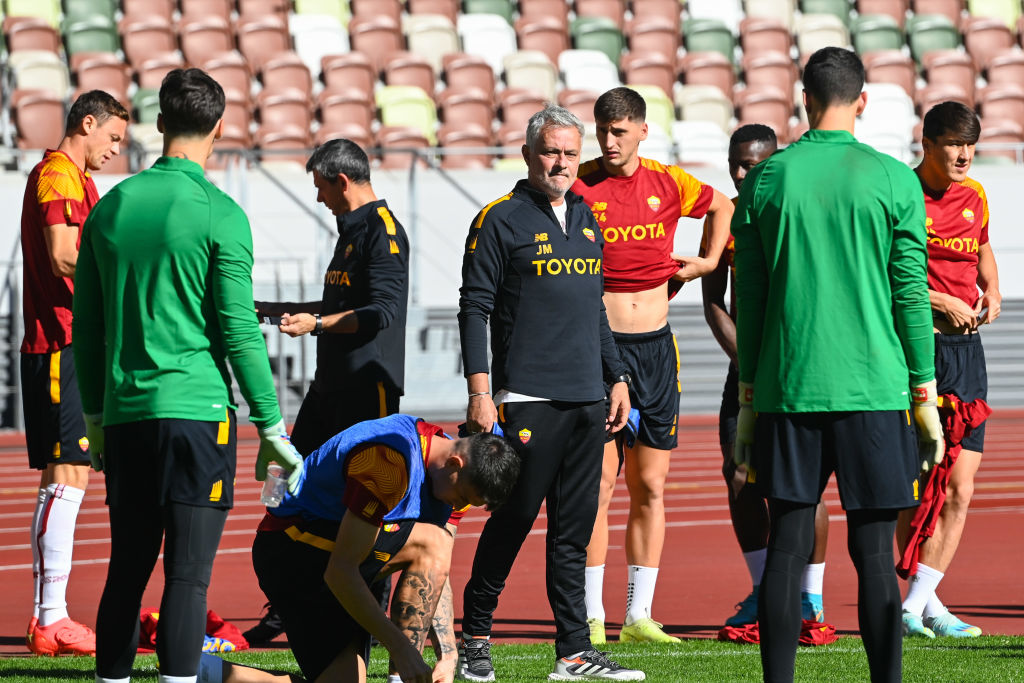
[20,348,89,470]
[611,325,680,450]
[935,332,988,451]
[719,362,739,446]
[252,516,415,680]
[291,377,401,456]
[103,412,237,509]
[752,410,920,511]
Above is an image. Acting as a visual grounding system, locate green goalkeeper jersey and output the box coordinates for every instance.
[73,156,281,428]
[732,129,934,413]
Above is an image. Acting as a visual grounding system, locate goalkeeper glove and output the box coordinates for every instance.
[911,380,944,472]
[733,381,755,468]
[83,413,104,472]
[257,418,304,494]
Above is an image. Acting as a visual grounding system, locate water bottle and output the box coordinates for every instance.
[260,464,286,508]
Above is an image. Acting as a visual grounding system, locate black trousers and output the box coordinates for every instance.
[290,378,400,456]
[462,400,605,658]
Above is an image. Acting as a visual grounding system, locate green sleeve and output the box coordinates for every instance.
[732,166,768,386]
[211,208,282,429]
[888,166,935,386]
[71,214,106,416]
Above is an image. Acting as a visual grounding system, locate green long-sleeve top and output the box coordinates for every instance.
[72,156,281,428]
[732,129,934,413]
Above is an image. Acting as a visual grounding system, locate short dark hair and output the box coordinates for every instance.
[159,68,226,139]
[305,138,371,184]
[594,86,646,124]
[802,47,864,107]
[922,101,981,144]
[458,433,520,510]
[730,123,777,150]
[65,90,129,135]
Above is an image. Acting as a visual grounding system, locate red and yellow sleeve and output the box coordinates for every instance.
[343,444,410,526]
[35,155,87,227]
[667,165,714,219]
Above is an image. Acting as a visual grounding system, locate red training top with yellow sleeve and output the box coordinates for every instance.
[572,157,714,292]
[20,149,99,354]
[919,173,989,308]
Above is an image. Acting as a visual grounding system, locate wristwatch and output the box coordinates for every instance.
[613,373,632,387]
[310,314,324,336]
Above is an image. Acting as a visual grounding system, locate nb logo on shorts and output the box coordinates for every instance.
[209,480,223,502]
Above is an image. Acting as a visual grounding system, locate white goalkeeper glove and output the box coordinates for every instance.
[911,380,944,472]
[257,418,304,494]
[734,381,756,468]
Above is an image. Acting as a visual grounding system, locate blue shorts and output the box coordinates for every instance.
[934,332,987,452]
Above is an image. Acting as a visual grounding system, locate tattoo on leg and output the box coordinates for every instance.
[390,569,442,654]
[430,579,457,659]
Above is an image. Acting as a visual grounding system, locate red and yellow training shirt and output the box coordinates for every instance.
[21,149,99,354]
[572,157,713,292]
[919,173,989,308]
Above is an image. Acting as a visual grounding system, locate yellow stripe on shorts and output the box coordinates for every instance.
[49,350,61,404]
[217,408,229,445]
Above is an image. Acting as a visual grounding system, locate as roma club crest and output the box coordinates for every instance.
[646,195,661,212]
[78,437,89,452]
[518,428,532,444]
[582,227,596,242]
[344,243,354,259]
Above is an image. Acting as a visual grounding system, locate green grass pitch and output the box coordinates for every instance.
[3,637,1024,682]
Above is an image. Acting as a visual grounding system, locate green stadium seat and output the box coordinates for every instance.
[570,16,626,66]
[64,16,121,56]
[684,18,736,63]
[463,0,515,24]
[4,0,61,28]
[630,83,676,135]
[132,88,161,124]
[800,0,852,27]
[375,85,439,145]
[63,0,117,24]
[294,0,351,27]
[851,14,904,55]
[967,0,1020,30]
[906,13,961,63]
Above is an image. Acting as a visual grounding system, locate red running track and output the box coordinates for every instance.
[1,413,1022,656]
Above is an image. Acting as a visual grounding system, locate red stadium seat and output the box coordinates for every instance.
[621,51,677,100]
[119,15,176,68]
[238,0,291,19]
[4,16,62,53]
[322,52,378,95]
[74,52,132,105]
[911,0,963,28]
[315,121,374,148]
[976,116,1023,160]
[735,85,793,144]
[135,52,185,90]
[376,125,433,169]
[497,123,527,158]
[438,123,494,169]
[407,0,460,24]
[625,17,681,62]
[349,14,405,74]
[915,81,973,114]
[499,88,547,131]
[351,0,404,24]
[742,50,796,96]
[519,0,571,27]
[12,89,65,150]
[257,126,314,165]
[438,86,495,130]
[863,49,917,99]
[122,0,175,22]
[557,88,599,122]
[963,16,1015,72]
[857,0,910,28]
[202,51,253,101]
[261,51,314,99]
[258,89,313,134]
[515,16,571,67]
[442,53,496,95]
[632,0,681,31]
[985,48,1024,90]
[318,87,376,133]
[679,51,735,99]
[739,17,793,55]
[979,84,1024,124]
[575,0,628,31]
[179,15,235,68]
[922,50,976,103]
[237,14,293,73]
[180,0,233,21]
[384,51,437,97]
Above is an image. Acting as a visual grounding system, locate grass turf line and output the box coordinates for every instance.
[2,637,1024,681]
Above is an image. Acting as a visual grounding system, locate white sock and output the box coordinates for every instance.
[197,653,224,683]
[903,562,944,616]
[38,483,85,626]
[159,676,197,683]
[584,564,605,621]
[387,676,403,683]
[31,487,49,620]
[743,549,767,588]
[801,562,825,596]
[96,676,130,683]
[923,592,948,619]
[625,565,658,625]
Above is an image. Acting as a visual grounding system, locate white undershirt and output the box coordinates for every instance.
[551,200,568,235]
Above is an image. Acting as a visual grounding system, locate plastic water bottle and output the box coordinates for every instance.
[260,464,286,507]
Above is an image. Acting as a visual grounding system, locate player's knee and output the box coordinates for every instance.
[945,477,975,511]
[50,461,90,489]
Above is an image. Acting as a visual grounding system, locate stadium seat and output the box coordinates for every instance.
[464,0,516,24]
[637,120,674,164]
[740,17,793,54]
[180,0,233,22]
[208,127,252,170]
[349,14,405,73]
[625,18,681,63]
[963,16,1015,71]
[262,51,315,99]
[621,51,677,101]
[321,53,377,95]
[294,0,351,27]
[975,116,1023,160]
[906,14,961,63]
[735,85,793,143]
[404,13,460,74]
[318,87,376,132]
[979,83,1024,122]
[570,16,626,66]
[132,87,161,123]
[385,51,437,96]
[180,15,235,68]
[499,87,547,131]
[742,50,797,95]
[314,120,373,148]
[438,123,494,169]
[922,50,975,102]
[857,0,909,28]
[408,0,460,24]
[632,0,683,31]
[743,0,796,30]
[4,16,62,53]
[800,0,853,27]
[238,0,292,19]
[863,49,917,98]
[985,48,1024,90]
[351,0,404,23]
[675,84,734,133]
[438,85,495,130]
[557,88,599,122]
[290,13,350,78]
[8,50,71,99]
[12,89,65,150]
[683,18,737,62]
[120,0,173,22]
[679,51,735,99]
[912,0,964,28]
[131,122,165,169]
[258,88,313,132]
[575,0,627,30]
[443,53,496,96]
[515,15,572,66]
[376,85,438,144]
[559,49,622,93]
[376,125,433,169]
[966,0,1020,30]
[237,14,293,73]
[119,15,176,67]
[689,0,744,34]
[457,13,519,76]
[64,16,120,56]
[74,52,132,103]
[795,13,851,59]
[497,123,527,158]
[630,83,676,135]
[257,126,314,166]
[519,0,571,27]
[222,90,255,138]
[4,0,61,28]
[851,14,905,55]
[855,118,913,161]
[915,81,972,113]
[135,52,185,90]
[503,50,559,102]
[862,81,917,124]
[672,119,730,166]
[789,119,809,140]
